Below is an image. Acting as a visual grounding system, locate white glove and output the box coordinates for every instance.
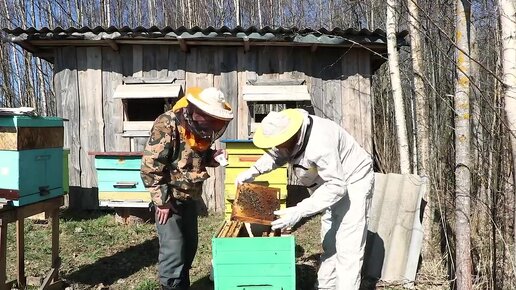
[271,206,304,230]
[235,167,260,186]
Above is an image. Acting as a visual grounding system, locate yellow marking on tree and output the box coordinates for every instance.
[458,76,469,86]
[458,103,469,110]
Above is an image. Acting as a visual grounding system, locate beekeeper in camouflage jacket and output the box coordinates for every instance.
[141,87,233,290]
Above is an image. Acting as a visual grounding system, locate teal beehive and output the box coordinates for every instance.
[0,115,64,206]
[212,234,296,290]
[91,152,151,208]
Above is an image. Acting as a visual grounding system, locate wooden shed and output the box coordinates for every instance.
[3,26,406,211]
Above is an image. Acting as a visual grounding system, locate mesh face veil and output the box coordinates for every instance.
[177,103,229,142]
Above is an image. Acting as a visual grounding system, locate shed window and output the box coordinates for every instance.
[242,84,314,136]
[113,83,183,136]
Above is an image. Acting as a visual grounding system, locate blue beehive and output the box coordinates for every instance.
[0,115,64,206]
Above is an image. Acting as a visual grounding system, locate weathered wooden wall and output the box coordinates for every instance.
[53,44,372,210]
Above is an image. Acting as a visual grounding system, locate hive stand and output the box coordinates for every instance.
[0,196,64,290]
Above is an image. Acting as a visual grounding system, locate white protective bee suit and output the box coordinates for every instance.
[236,109,374,290]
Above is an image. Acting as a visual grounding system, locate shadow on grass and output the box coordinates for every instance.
[295,251,319,290]
[191,275,213,290]
[64,237,159,285]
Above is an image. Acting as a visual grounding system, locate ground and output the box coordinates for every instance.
[5,209,445,290]
[5,209,321,290]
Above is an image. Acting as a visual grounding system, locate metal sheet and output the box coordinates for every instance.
[363,173,426,285]
[2,26,408,47]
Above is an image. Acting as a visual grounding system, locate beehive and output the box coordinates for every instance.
[222,139,287,219]
[212,221,296,290]
[91,152,150,208]
[0,115,64,206]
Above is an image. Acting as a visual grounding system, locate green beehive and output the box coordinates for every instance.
[212,235,296,289]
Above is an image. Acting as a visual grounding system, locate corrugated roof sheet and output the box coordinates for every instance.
[2,25,408,46]
[363,173,426,286]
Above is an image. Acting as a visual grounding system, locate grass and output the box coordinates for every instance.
[5,209,447,289]
[5,209,322,289]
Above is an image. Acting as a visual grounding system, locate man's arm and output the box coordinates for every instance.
[295,149,347,217]
[140,113,177,206]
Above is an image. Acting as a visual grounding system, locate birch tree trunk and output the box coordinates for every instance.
[101,0,105,26]
[106,0,111,26]
[148,0,155,26]
[387,0,411,173]
[46,0,54,28]
[454,0,473,289]
[257,0,262,27]
[19,0,35,108]
[407,0,431,254]
[234,0,240,26]
[498,0,516,271]
[75,0,83,26]
[187,0,192,27]
[30,0,47,115]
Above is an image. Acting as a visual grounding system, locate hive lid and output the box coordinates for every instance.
[231,183,280,225]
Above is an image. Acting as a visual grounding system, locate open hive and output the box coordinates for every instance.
[231,183,280,225]
[212,184,295,289]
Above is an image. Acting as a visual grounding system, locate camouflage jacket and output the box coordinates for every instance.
[140,111,218,206]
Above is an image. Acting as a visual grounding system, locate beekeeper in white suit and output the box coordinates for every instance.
[235,108,374,290]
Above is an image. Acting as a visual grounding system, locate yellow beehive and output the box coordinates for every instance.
[222,140,287,219]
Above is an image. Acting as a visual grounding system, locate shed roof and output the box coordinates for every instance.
[1,26,408,63]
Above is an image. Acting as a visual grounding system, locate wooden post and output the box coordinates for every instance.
[50,208,59,282]
[16,218,26,287]
[0,219,7,290]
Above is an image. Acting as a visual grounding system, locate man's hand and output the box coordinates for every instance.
[271,206,304,230]
[213,149,228,167]
[155,203,177,224]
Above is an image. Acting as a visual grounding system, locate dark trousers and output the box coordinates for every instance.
[156,200,198,290]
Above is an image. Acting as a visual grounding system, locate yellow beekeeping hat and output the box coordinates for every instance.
[186,87,234,120]
[253,109,304,148]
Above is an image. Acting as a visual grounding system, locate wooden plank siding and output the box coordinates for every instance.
[185,46,216,214]
[102,47,130,152]
[54,47,81,191]
[357,50,373,153]
[52,45,373,210]
[215,48,239,212]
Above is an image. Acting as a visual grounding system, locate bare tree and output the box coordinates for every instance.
[257,0,262,27]
[106,0,111,26]
[234,0,240,26]
[454,0,473,288]
[498,0,516,270]
[407,0,431,253]
[31,0,47,115]
[148,0,155,26]
[387,0,411,173]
